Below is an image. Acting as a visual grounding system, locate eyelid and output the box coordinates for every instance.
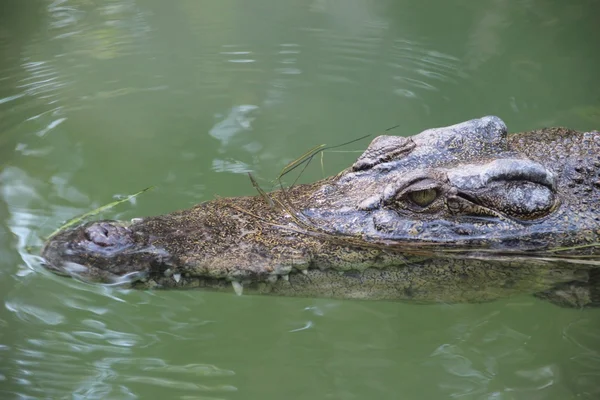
[396,179,442,210]
[397,179,440,198]
[407,188,438,207]
[382,175,441,204]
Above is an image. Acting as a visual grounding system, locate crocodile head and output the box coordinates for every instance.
[303,115,587,250]
[41,116,600,304]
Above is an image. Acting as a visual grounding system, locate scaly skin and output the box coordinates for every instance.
[41,117,600,306]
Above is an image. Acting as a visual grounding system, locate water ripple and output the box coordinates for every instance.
[0,93,24,104]
[304,25,465,100]
[5,302,65,326]
[212,159,253,174]
[124,376,237,392]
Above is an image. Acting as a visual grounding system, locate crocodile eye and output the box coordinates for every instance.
[408,188,438,207]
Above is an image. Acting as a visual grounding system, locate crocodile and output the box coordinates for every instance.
[41,116,600,307]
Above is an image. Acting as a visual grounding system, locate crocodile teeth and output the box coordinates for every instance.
[282,274,289,282]
[266,275,278,284]
[173,273,181,283]
[301,270,308,276]
[232,281,243,296]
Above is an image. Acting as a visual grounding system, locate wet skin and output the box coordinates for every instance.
[42,116,600,306]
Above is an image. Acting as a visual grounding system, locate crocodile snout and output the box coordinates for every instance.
[41,220,153,283]
[84,221,133,249]
[42,220,136,271]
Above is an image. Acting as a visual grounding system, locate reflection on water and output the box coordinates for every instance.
[1,0,599,399]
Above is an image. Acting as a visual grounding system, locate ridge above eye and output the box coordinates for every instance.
[448,159,555,191]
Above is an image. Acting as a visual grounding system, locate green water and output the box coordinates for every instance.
[1,0,600,398]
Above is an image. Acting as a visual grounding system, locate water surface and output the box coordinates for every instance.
[1,0,600,398]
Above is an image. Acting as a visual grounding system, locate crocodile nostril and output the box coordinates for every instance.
[84,222,133,247]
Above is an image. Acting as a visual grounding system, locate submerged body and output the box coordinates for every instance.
[42,117,600,306]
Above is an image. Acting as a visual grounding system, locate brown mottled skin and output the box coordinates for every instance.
[42,117,600,306]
